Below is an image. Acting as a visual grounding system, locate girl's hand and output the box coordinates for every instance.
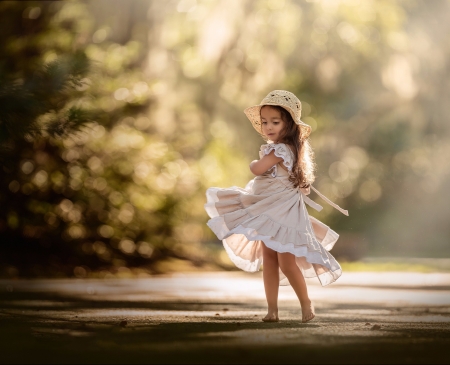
[249,150,283,176]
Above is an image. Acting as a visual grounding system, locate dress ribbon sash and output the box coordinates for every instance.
[300,185,349,216]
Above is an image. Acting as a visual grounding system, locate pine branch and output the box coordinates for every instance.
[46,106,92,138]
[0,51,91,143]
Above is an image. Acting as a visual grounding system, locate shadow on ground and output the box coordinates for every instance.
[1,276,450,364]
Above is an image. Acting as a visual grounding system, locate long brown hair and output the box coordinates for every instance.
[260,105,316,188]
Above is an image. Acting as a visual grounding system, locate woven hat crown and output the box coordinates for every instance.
[244,90,312,138]
[261,90,302,119]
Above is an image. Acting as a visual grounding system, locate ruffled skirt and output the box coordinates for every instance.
[204,172,342,286]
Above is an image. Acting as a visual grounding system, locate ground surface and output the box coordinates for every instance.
[1,271,450,364]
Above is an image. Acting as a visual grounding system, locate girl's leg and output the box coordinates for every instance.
[277,252,315,323]
[261,242,279,321]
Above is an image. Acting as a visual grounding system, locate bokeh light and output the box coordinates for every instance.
[2,0,450,279]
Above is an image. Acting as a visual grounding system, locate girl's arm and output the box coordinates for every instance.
[249,150,283,176]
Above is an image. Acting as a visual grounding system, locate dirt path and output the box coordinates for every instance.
[1,271,450,364]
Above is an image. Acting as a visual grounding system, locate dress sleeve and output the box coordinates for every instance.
[260,143,295,171]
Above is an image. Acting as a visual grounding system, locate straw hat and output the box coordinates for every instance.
[244,90,312,138]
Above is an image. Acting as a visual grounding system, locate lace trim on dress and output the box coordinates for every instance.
[260,143,294,177]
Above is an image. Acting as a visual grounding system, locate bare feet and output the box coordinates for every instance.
[301,301,315,323]
[262,311,279,322]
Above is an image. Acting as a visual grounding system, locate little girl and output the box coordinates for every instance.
[204,90,348,323]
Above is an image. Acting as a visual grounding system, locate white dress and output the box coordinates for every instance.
[204,143,348,286]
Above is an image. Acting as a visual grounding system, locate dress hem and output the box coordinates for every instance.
[207,216,342,286]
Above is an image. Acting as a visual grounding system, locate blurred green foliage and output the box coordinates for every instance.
[1,0,450,278]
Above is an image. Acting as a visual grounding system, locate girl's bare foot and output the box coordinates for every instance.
[262,311,279,322]
[301,301,315,323]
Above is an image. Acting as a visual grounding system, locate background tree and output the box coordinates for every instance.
[2,0,450,279]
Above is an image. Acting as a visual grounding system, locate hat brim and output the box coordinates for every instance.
[244,103,312,138]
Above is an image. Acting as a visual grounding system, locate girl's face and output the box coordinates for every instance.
[260,106,285,143]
